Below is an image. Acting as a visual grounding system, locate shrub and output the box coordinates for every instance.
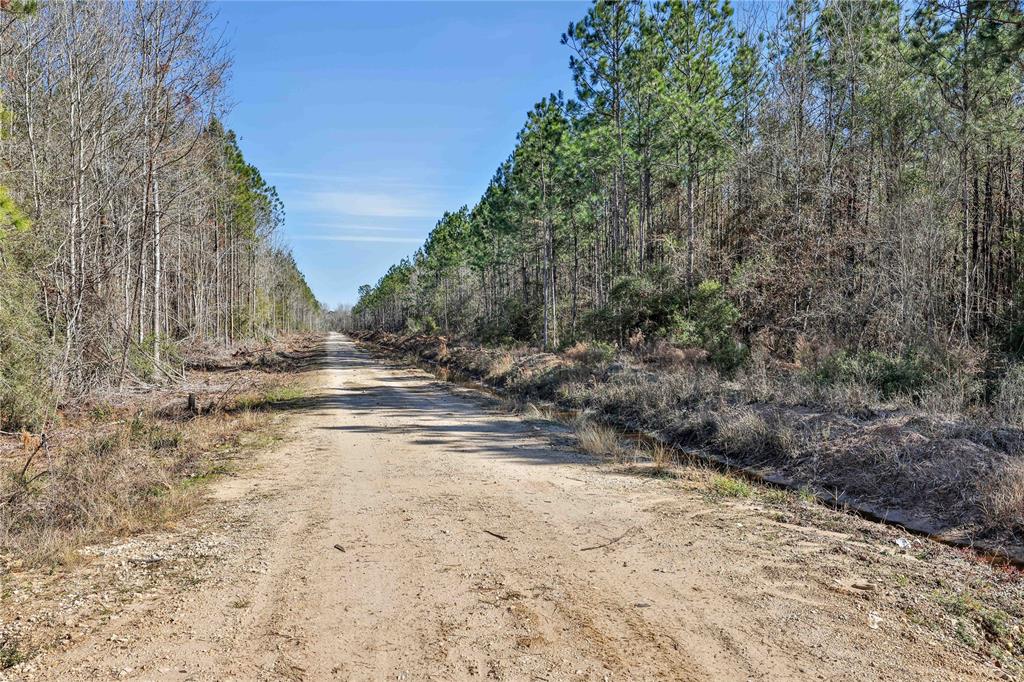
[0,260,51,430]
[0,644,25,670]
[477,299,538,345]
[486,352,514,380]
[714,408,796,462]
[564,340,616,365]
[409,315,439,335]
[993,363,1024,427]
[670,279,747,372]
[1006,319,1024,357]
[813,349,929,399]
[583,267,685,342]
[585,272,746,373]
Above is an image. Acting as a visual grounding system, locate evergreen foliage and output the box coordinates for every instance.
[0,2,322,428]
[355,0,1024,390]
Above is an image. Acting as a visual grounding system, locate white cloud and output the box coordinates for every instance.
[267,170,459,193]
[292,234,423,244]
[268,171,354,182]
[303,222,411,232]
[295,191,439,218]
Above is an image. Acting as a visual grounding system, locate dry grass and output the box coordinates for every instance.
[574,420,624,461]
[713,408,797,462]
[644,340,708,370]
[648,442,675,472]
[815,381,882,413]
[487,352,514,380]
[710,474,752,498]
[0,344,314,567]
[523,402,558,422]
[981,460,1024,531]
[0,425,197,565]
[994,365,1024,428]
[362,330,1024,552]
[564,341,614,366]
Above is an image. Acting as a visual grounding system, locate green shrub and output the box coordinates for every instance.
[477,298,538,345]
[405,315,437,335]
[710,474,752,498]
[584,270,745,372]
[0,258,51,430]
[583,267,685,342]
[1006,321,1024,357]
[0,644,25,670]
[669,280,747,372]
[814,349,929,399]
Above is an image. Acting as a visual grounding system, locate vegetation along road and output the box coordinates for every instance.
[4,0,1024,679]
[11,334,1016,681]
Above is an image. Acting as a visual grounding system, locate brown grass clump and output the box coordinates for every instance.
[644,340,708,370]
[575,420,624,461]
[649,442,675,472]
[487,352,514,380]
[523,402,559,422]
[564,341,615,366]
[981,460,1024,531]
[626,329,645,351]
[714,408,796,462]
[994,364,1024,428]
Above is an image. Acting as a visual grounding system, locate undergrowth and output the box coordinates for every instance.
[0,380,305,566]
[357,330,1024,547]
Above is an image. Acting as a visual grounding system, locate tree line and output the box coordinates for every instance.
[0,1,322,428]
[354,0,1024,377]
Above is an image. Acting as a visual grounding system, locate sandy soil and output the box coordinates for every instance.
[7,333,1013,681]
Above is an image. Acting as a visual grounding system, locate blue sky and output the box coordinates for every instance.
[213,1,586,307]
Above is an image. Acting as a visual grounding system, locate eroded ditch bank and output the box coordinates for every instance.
[351,330,1024,568]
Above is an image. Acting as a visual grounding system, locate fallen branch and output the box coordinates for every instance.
[17,433,46,481]
[483,529,508,541]
[580,525,637,552]
[6,434,49,507]
[210,376,247,413]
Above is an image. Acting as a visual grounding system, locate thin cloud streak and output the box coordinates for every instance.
[302,222,411,232]
[293,190,440,218]
[292,234,424,244]
[268,170,461,193]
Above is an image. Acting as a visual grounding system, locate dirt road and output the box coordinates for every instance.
[24,333,1004,680]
